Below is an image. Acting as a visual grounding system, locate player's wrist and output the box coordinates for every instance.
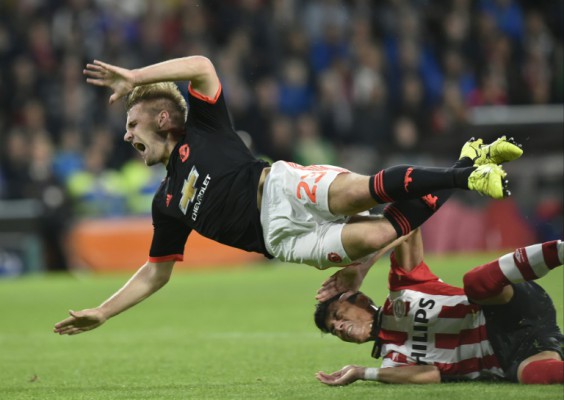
[96,305,113,321]
[363,367,380,381]
[129,68,141,87]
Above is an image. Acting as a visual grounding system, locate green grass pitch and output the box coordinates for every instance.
[0,253,562,400]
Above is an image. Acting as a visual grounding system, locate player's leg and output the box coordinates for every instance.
[481,281,564,384]
[463,240,563,304]
[331,156,471,239]
[329,136,522,217]
[327,163,506,216]
[327,167,473,216]
[518,351,564,384]
[336,135,523,256]
[340,215,398,261]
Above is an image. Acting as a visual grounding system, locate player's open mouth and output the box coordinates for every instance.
[133,142,146,153]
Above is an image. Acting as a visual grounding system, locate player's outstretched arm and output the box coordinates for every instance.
[316,364,440,385]
[53,260,174,335]
[83,56,220,104]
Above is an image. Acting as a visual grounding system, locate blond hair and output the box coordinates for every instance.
[126,82,188,128]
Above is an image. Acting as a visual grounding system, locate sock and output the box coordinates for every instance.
[463,240,563,300]
[520,359,564,384]
[369,165,475,204]
[382,158,473,237]
[383,197,443,237]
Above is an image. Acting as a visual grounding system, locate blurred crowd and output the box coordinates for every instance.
[0,0,562,269]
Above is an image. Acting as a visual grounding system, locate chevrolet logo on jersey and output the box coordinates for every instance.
[191,173,211,221]
[179,166,199,215]
[178,166,212,221]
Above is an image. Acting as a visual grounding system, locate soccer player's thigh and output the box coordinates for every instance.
[340,215,397,261]
[287,224,350,268]
[328,172,374,216]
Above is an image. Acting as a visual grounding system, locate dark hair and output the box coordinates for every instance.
[314,292,364,333]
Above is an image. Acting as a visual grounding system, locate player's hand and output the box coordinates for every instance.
[53,308,107,335]
[84,60,136,104]
[316,365,364,386]
[315,265,363,302]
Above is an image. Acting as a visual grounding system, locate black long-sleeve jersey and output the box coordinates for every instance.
[148,84,271,262]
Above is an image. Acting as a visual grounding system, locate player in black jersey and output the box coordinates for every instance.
[54,55,522,336]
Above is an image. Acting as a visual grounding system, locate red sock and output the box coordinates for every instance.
[463,240,563,301]
[520,359,564,384]
[463,260,510,300]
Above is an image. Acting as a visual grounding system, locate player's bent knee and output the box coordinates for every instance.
[462,269,486,301]
[462,266,507,303]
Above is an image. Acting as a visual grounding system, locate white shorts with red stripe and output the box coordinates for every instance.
[260,161,367,269]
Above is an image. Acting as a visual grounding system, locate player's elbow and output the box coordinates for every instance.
[145,262,173,289]
[154,272,171,288]
[188,56,216,76]
[153,268,173,289]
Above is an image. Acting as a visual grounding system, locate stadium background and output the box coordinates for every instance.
[0,2,563,399]
[0,0,562,274]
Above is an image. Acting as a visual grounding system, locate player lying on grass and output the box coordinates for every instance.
[54,55,522,336]
[314,228,564,384]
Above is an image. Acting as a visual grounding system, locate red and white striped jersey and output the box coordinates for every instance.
[377,253,505,380]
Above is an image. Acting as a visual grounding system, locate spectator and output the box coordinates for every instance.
[292,113,337,166]
[0,0,561,265]
[432,80,469,135]
[348,42,390,149]
[0,131,72,271]
[466,73,508,107]
[316,67,352,145]
[52,129,84,182]
[236,76,280,158]
[441,49,476,99]
[66,135,126,218]
[27,134,72,271]
[278,58,314,117]
[266,115,295,162]
[121,159,165,215]
[1,130,31,200]
[479,0,524,44]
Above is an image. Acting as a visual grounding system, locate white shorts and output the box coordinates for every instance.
[260,161,357,269]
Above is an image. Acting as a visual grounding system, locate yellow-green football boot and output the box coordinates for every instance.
[474,136,523,165]
[460,136,523,166]
[459,137,484,161]
[467,163,510,199]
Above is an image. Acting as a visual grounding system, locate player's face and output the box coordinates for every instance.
[124,103,169,166]
[324,296,374,344]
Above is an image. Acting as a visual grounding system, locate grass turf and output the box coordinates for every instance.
[0,253,562,400]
